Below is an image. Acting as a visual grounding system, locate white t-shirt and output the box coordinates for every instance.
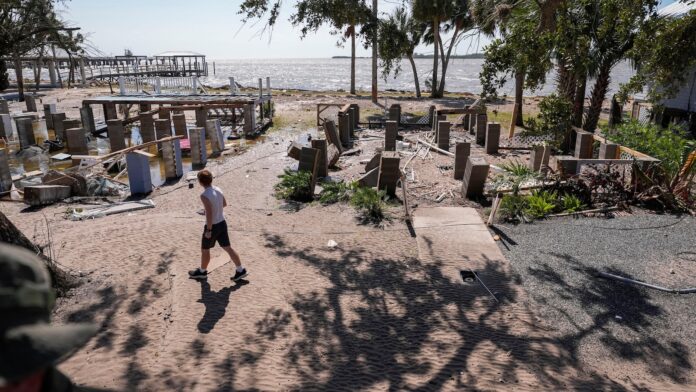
[201,185,225,224]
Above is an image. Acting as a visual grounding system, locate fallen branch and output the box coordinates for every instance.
[597,272,696,294]
[547,206,618,218]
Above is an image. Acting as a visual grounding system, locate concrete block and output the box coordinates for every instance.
[51,113,66,139]
[599,142,619,159]
[155,119,172,141]
[0,99,8,114]
[16,118,36,148]
[65,128,88,156]
[454,142,471,180]
[158,108,171,121]
[358,167,379,188]
[462,156,489,199]
[428,105,436,126]
[107,119,127,152]
[432,114,446,136]
[298,147,320,193]
[378,151,401,196]
[349,104,360,129]
[195,107,208,128]
[41,170,87,196]
[43,104,56,128]
[311,139,329,178]
[0,114,12,139]
[80,106,96,134]
[25,94,38,113]
[338,112,351,147]
[140,112,156,143]
[529,145,551,171]
[205,119,225,153]
[574,130,594,159]
[287,142,302,160]
[323,120,343,153]
[243,103,256,134]
[385,120,398,151]
[23,185,71,206]
[327,143,340,167]
[162,139,183,180]
[189,127,207,167]
[103,103,117,120]
[126,151,153,195]
[437,121,451,151]
[0,149,13,193]
[365,153,382,172]
[172,114,187,137]
[389,104,401,125]
[475,114,488,145]
[468,113,477,135]
[485,122,501,154]
[62,119,82,134]
[556,155,579,176]
[348,107,356,137]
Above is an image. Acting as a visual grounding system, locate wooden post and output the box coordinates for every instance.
[508,102,519,139]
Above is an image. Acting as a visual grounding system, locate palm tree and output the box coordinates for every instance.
[412,0,455,98]
[379,7,425,97]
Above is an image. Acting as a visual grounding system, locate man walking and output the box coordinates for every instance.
[188,170,248,282]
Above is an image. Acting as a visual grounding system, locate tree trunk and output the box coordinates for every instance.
[408,55,421,98]
[14,57,25,101]
[431,18,440,98]
[371,0,378,103]
[0,212,74,292]
[584,62,612,132]
[437,27,460,97]
[572,72,587,127]
[514,71,525,126]
[556,58,576,102]
[350,25,356,95]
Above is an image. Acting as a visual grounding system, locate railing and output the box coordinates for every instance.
[118,76,203,96]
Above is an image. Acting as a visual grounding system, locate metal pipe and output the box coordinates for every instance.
[598,272,696,294]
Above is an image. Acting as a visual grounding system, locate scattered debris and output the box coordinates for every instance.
[66,199,156,221]
[327,239,338,248]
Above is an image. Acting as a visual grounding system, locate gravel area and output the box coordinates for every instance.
[493,213,696,386]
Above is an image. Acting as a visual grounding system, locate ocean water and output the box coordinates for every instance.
[202,57,635,97]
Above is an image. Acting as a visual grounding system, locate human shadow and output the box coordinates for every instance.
[197,279,249,334]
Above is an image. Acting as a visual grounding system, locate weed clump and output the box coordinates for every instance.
[274,169,313,202]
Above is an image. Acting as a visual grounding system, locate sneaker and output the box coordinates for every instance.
[231,268,248,282]
[188,268,208,280]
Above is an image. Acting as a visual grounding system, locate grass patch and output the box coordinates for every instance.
[274,169,313,202]
[350,186,386,224]
[318,181,354,204]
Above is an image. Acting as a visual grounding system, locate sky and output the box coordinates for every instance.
[60,0,678,60]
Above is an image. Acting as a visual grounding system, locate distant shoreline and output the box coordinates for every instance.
[331,54,485,60]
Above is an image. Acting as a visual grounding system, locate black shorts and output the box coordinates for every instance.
[201,220,231,249]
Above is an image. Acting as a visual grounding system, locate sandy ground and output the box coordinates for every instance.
[2,87,692,391]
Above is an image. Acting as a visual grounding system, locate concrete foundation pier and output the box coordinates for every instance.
[107,119,127,152]
[556,156,579,176]
[599,142,619,159]
[462,157,489,199]
[485,122,501,154]
[338,112,351,147]
[475,114,488,146]
[389,104,401,125]
[0,149,13,193]
[195,107,208,128]
[80,106,96,134]
[205,119,225,154]
[0,114,12,139]
[140,112,156,143]
[437,121,451,151]
[574,130,594,159]
[189,127,207,167]
[162,138,183,180]
[65,128,88,156]
[298,147,320,194]
[51,113,67,139]
[155,119,172,142]
[385,120,398,151]
[103,103,118,121]
[349,104,360,129]
[172,113,187,137]
[378,151,401,196]
[0,99,8,115]
[126,151,153,195]
[25,94,38,113]
[43,104,57,129]
[454,142,471,180]
[311,139,329,178]
[16,118,36,148]
[243,103,256,135]
[529,145,551,171]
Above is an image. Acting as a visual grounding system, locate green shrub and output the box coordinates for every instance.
[499,194,529,222]
[523,94,573,149]
[350,186,386,223]
[492,160,542,194]
[318,181,354,204]
[560,194,585,213]
[524,190,557,219]
[274,169,313,202]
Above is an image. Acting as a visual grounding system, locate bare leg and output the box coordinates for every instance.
[221,246,242,268]
[200,248,211,270]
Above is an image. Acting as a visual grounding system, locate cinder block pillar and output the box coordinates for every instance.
[323,120,343,153]
[0,149,13,193]
[25,94,37,112]
[155,119,172,141]
[243,103,256,135]
[432,114,446,136]
[311,139,328,178]
[475,114,488,145]
[384,120,398,151]
[556,156,579,176]
[139,103,151,112]
[389,104,401,125]
[378,151,401,196]
[599,142,619,159]
[437,121,451,151]
[574,130,594,159]
[65,128,88,155]
[205,119,225,154]
[126,151,152,195]
[62,119,82,132]
[0,99,8,115]
[0,114,12,139]
[195,107,208,128]
[349,103,360,129]
[16,118,36,148]
[172,114,187,137]
[428,105,436,127]
[338,112,351,147]
[463,114,470,132]
[189,127,207,167]
[529,145,551,171]
[43,104,56,129]
[158,107,171,121]
[462,157,489,199]
[485,122,501,154]
[468,113,477,135]
[51,113,66,139]
[106,119,127,152]
[298,147,320,194]
[454,142,471,180]
[347,107,356,137]
[140,112,156,143]
[80,106,96,134]
[162,138,183,180]
[103,103,118,120]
